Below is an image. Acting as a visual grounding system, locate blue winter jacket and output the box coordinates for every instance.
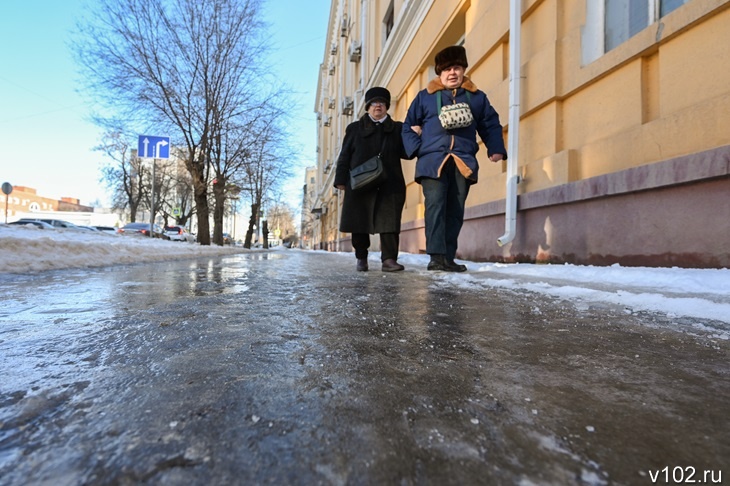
[402,76,507,184]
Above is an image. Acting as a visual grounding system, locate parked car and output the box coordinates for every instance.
[94,226,119,235]
[7,219,56,230]
[118,222,169,240]
[15,218,83,230]
[209,233,234,245]
[78,225,102,232]
[42,219,82,229]
[164,225,196,243]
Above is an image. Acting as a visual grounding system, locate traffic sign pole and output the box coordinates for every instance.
[2,182,12,224]
[150,158,156,237]
[137,135,169,236]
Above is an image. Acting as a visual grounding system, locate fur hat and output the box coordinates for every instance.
[365,87,391,110]
[434,45,468,75]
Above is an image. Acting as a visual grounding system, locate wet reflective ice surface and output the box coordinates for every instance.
[0,250,728,485]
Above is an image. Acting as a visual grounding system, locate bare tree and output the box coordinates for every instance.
[265,200,298,245]
[208,116,257,246]
[207,95,292,245]
[145,158,180,228]
[162,160,196,229]
[235,116,293,249]
[97,130,146,221]
[74,0,267,245]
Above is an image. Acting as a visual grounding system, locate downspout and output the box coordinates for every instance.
[497,0,522,247]
[336,0,346,253]
[360,0,366,90]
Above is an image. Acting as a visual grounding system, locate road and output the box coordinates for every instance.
[0,250,727,485]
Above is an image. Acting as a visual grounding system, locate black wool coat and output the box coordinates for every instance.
[334,114,409,235]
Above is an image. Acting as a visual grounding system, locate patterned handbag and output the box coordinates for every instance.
[437,91,473,130]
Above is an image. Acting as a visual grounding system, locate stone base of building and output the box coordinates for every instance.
[400,145,730,269]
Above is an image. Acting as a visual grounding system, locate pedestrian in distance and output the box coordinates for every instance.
[402,45,507,272]
[334,87,411,272]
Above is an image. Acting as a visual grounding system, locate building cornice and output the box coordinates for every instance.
[366,0,435,105]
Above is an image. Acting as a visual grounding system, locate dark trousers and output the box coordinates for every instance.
[352,232,400,261]
[420,158,470,261]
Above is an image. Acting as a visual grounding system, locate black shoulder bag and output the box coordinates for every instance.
[349,134,388,192]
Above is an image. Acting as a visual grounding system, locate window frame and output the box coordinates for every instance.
[582,0,691,65]
[382,0,394,47]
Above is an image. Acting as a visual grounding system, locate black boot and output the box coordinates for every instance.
[427,254,448,271]
[381,259,405,272]
[444,259,467,272]
[356,258,368,271]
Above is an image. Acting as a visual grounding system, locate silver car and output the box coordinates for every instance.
[164,225,196,243]
[8,219,56,230]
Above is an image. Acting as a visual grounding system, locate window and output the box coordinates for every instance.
[660,0,690,16]
[605,0,692,51]
[583,0,692,63]
[605,0,649,51]
[383,1,394,45]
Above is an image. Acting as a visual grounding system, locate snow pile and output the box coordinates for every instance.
[0,224,243,273]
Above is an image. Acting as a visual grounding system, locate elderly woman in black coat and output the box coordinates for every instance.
[334,87,410,272]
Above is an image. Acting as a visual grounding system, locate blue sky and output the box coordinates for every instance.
[0,0,329,208]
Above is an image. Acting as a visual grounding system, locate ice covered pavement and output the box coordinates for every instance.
[1,249,727,484]
[2,222,729,331]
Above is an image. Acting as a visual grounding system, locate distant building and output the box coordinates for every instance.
[3,185,93,219]
[300,166,317,249]
[312,0,730,268]
[1,185,122,228]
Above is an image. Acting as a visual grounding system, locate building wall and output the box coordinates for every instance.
[2,185,93,221]
[311,0,364,251]
[314,0,730,267]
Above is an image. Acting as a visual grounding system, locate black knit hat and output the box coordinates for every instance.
[434,45,468,75]
[365,87,391,110]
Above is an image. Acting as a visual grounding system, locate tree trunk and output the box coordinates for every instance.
[187,154,210,245]
[194,190,210,246]
[244,202,259,249]
[212,180,225,246]
[262,219,269,249]
[129,202,138,223]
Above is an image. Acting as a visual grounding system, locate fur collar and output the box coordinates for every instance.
[427,76,478,94]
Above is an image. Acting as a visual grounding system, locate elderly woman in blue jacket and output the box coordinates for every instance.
[402,45,507,272]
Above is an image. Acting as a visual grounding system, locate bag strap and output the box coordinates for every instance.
[377,131,388,156]
[436,90,471,114]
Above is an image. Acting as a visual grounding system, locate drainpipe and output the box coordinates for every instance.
[497,0,522,247]
[360,0,367,90]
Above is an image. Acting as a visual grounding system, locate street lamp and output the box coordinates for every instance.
[227,184,242,244]
[230,196,239,244]
[257,208,264,244]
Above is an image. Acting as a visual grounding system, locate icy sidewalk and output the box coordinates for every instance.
[326,249,730,333]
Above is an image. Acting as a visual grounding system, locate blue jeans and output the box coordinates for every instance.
[420,158,470,261]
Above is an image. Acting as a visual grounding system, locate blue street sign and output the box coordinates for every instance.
[138,135,170,159]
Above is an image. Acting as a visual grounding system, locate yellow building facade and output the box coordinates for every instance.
[313,0,730,268]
